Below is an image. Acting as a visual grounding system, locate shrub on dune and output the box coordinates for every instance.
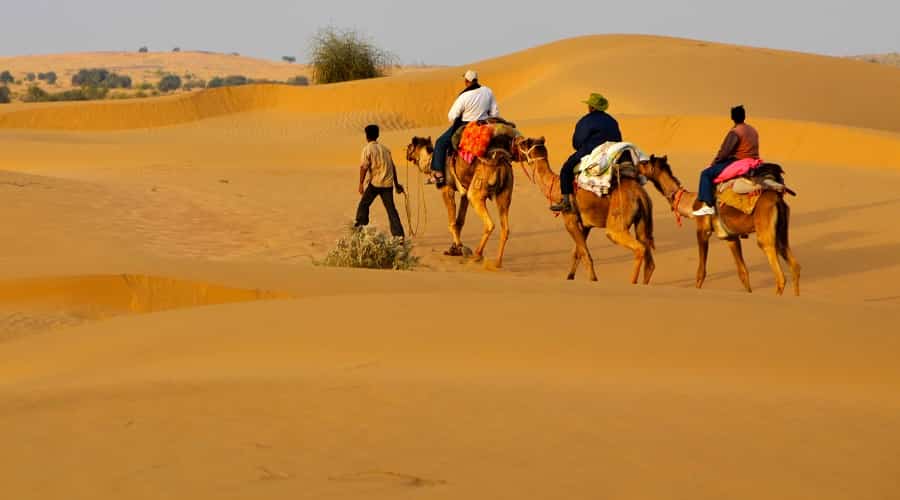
[38,72,58,85]
[206,75,249,88]
[309,26,395,84]
[158,74,182,92]
[286,75,309,86]
[183,79,206,90]
[0,71,13,84]
[72,69,131,89]
[0,86,10,104]
[318,225,418,270]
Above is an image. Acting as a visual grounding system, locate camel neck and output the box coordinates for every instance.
[528,157,562,203]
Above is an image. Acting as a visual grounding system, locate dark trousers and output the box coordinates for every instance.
[560,149,589,195]
[432,120,466,173]
[697,160,732,205]
[355,186,405,238]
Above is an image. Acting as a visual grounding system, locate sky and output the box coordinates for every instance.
[3,0,898,64]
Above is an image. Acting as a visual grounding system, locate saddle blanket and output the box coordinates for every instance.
[714,158,763,184]
[454,120,521,164]
[716,178,762,214]
[574,141,645,197]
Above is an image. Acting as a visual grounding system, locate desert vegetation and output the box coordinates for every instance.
[318,225,417,270]
[309,26,395,84]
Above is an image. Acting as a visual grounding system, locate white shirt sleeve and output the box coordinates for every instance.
[447,94,466,123]
[489,91,499,118]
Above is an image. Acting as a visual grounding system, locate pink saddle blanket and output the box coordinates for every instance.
[714,158,763,184]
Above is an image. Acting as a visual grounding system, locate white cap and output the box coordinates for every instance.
[463,70,478,81]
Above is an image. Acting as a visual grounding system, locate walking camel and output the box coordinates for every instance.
[638,155,800,295]
[513,136,655,283]
[406,136,514,267]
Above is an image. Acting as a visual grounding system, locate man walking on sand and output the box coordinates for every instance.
[355,124,405,238]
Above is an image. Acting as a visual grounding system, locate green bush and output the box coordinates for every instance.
[72,68,132,89]
[286,75,309,86]
[309,26,395,84]
[25,73,36,82]
[139,46,149,53]
[38,71,57,84]
[0,71,13,84]
[22,85,49,102]
[0,86,10,104]
[173,47,181,52]
[282,56,296,63]
[318,225,417,270]
[158,74,182,92]
[207,75,248,88]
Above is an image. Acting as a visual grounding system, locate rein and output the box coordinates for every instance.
[669,187,687,228]
[517,145,559,213]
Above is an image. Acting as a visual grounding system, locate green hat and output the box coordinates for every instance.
[583,93,609,112]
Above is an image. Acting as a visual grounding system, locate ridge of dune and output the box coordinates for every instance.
[2,35,900,134]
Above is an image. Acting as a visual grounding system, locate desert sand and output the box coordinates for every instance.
[1,35,899,499]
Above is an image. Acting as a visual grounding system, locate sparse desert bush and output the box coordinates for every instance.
[173,47,181,52]
[286,75,309,86]
[318,224,417,270]
[158,74,182,92]
[72,68,132,89]
[282,56,296,63]
[22,85,49,102]
[207,75,249,88]
[309,26,395,84]
[25,73,36,82]
[38,71,58,84]
[139,46,149,53]
[138,82,154,90]
[183,79,206,90]
[0,86,10,104]
[0,71,13,84]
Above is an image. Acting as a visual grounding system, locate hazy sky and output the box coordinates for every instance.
[4,0,898,64]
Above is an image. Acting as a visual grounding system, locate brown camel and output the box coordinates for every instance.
[638,155,801,295]
[407,136,514,267]
[513,137,655,283]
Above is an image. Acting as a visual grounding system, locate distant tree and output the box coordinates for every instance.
[158,74,182,92]
[138,82,154,90]
[38,71,58,85]
[207,75,249,88]
[23,85,49,102]
[282,56,297,63]
[139,46,149,53]
[0,71,13,84]
[0,86,10,104]
[230,52,240,56]
[25,73,36,82]
[173,47,181,52]
[309,26,395,84]
[286,75,309,86]
[72,69,131,89]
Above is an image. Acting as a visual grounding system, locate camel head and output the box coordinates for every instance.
[639,155,682,195]
[406,136,434,174]
[513,136,548,163]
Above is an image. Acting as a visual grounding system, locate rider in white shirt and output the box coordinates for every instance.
[431,70,499,186]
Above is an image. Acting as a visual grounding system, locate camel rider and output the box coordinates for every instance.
[550,93,622,212]
[693,105,760,216]
[430,70,499,186]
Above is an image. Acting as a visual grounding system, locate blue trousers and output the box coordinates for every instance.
[432,120,466,173]
[697,160,731,205]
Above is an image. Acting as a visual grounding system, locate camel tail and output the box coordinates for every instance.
[776,198,790,256]
[636,189,655,250]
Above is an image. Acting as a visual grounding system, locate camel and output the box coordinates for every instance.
[513,137,655,283]
[638,155,801,295]
[406,136,514,267]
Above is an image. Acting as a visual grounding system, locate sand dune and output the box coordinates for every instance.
[1,35,899,499]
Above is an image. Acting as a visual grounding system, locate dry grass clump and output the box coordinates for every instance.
[309,26,395,84]
[318,225,417,270]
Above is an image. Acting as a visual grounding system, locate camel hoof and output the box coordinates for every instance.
[470,254,484,263]
[483,260,502,271]
[443,245,464,257]
[566,274,575,281]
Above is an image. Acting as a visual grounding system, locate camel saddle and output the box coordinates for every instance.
[451,117,521,164]
[715,163,794,214]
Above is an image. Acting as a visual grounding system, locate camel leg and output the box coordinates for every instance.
[564,219,596,281]
[605,228,646,285]
[725,238,752,293]
[582,227,597,281]
[441,188,463,251]
[492,188,512,268]
[696,223,712,289]
[780,245,801,297]
[468,193,493,263]
[760,241,787,295]
[635,220,655,285]
[455,196,469,237]
[756,203,786,295]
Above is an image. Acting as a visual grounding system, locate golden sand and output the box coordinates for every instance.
[0,35,898,499]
